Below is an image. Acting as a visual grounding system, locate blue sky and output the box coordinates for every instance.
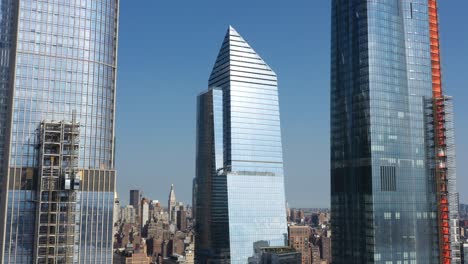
[115,1,468,208]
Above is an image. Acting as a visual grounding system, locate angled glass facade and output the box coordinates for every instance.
[0,0,119,263]
[195,26,287,264]
[331,1,458,263]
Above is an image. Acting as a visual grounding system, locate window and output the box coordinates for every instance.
[384,212,391,220]
[381,166,396,191]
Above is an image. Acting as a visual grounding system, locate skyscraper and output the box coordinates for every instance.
[168,184,177,223]
[0,1,119,263]
[141,198,150,227]
[194,26,287,264]
[331,1,459,263]
[130,189,141,218]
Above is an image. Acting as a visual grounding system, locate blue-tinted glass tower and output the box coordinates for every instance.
[194,26,287,264]
[331,1,459,263]
[0,0,119,263]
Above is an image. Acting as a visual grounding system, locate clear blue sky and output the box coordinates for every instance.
[115,1,468,208]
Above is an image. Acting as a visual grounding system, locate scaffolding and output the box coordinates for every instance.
[34,118,81,264]
[426,96,461,264]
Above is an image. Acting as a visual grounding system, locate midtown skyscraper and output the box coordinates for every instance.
[194,26,287,263]
[130,189,141,218]
[0,1,119,263]
[331,1,459,263]
[168,184,177,223]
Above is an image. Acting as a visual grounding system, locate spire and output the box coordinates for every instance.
[168,184,177,223]
[208,26,276,87]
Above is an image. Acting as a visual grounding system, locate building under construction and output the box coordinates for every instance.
[425,97,461,264]
[34,120,81,263]
[428,1,461,263]
[0,0,119,262]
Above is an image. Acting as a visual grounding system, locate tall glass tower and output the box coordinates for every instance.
[331,1,459,263]
[194,26,287,264]
[0,0,119,263]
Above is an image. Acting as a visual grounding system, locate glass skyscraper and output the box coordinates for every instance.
[194,26,287,264]
[331,1,459,263]
[0,0,119,263]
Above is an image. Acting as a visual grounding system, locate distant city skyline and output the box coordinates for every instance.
[115,1,468,208]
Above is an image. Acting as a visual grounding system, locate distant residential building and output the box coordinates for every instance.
[168,184,177,223]
[121,205,136,224]
[177,205,188,231]
[290,209,297,223]
[310,245,321,264]
[298,210,305,223]
[321,236,331,264]
[318,213,329,226]
[288,226,311,264]
[141,198,150,227]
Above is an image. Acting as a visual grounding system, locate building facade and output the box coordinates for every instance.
[0,0,119,263]
[194,26,287,263]
[321,235,331,264]
[121,205,136,224]
[310,245,320,264]
[331,1,459,263]
[141,198,150,227]
[288,226,310,264]
[176,205,187,231]
[463,243,468,264]
[130,189,141,218]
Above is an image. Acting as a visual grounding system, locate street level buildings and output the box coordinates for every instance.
[331,1,459,263]
[194,26,287,263]
[0,0,119,263]
[288,226,311,264]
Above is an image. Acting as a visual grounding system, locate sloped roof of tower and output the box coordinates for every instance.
[169,184,176,202]
[208,26,276,88]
